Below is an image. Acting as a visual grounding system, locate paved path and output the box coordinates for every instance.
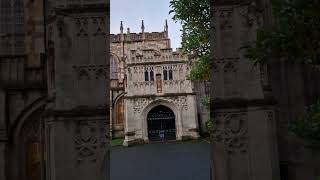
[111,142,210,180]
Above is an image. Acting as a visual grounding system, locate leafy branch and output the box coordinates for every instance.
[290,101,320,144]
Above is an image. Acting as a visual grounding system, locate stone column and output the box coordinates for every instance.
[44,1,110,180]
[210,0,280,180]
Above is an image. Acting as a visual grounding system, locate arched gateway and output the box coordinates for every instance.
[147,105,176,141]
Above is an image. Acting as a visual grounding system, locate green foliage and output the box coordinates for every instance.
[200,95,210,109]
[205,119,215,132]
[169,0,211,80]
[290,101,320,143]
[245,0,320,68]
[186,54,210,80]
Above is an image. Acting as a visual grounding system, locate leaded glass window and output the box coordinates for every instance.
[110,55,118,79]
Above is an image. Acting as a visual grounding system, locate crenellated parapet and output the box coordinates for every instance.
[110,19,169,43]
[127,48,187,64]
[111,31,168,43]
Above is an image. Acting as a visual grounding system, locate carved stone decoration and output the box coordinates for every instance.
[224,61,237,73]
[219,10,233,30]
[133,98,150,114]
[171,96,188,110]
[92,17,106,36]
[74,120,108,162]
[73,65,109,80]
[56,17,65,38]
[211,112,248,154]
[238,3,263,28]
[214,58,239,70]
[78,69,90,80]
[95,68,108,79]
[75,18,88,37]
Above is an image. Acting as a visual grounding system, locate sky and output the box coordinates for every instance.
[110,0,182,50]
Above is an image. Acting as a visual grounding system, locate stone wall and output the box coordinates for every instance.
[270,61,320,180]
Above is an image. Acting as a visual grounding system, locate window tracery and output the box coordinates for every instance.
[163,66,173,80]
[110,55,118,79]
[144,67,154,81]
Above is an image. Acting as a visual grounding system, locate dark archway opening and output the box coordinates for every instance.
[147,105,176,141]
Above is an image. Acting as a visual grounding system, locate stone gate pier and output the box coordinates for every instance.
[44,1,110,180]
[210,0,280,180]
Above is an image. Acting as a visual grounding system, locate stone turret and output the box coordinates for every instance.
[141,20,145,41]
[120,21,124,42]
[126,27,131,41]
[164,19,168,38]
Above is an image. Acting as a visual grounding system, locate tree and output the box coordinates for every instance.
[290,101,320,144]
[169,0,211,80]
[244,0,320,69]
[169,0,212,132]
[244,0,320,143]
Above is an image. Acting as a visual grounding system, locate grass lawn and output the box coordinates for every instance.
[111,138,124,147]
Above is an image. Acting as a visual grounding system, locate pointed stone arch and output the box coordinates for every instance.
[141,99,182,141]
[8,96,47,180]
[112,93,125,138]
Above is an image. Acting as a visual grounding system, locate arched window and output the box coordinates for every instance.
[163,70,168,80]
[150,70,154,81]
[144,70,149,81]
[168,70,173,80]
[110,55,118,79]
[115,97,124,124]
[14,0,24,33]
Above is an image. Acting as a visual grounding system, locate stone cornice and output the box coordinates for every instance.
[124,92,196,99]
[0,55,27,59]
[0,80,47,91]
[127,60,186,67]
[44,107,108,117]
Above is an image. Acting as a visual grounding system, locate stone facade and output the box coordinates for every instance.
[110,21,203,145]
[210,1,280,180]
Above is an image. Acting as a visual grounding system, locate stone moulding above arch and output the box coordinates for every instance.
[112,92,125,108]
[141,99,178,119]
[10,96,47,140]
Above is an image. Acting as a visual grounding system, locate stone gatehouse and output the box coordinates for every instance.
[110,20,208,145]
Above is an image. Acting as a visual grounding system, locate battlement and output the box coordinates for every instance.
[128,48,187,64]
[110,31,168,43]
[111,20,169,43]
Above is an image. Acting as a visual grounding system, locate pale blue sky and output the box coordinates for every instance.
[110,0,182,50]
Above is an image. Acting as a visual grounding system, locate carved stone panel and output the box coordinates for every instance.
[73,65,108,80]
[211,112,248,154]
[171,96,188,111]
[74,120,108,163]
[133,98,150,114]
